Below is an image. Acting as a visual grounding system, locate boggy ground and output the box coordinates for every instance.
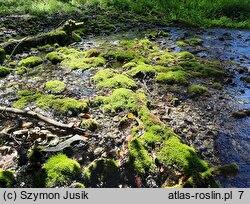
[0,16,248,188]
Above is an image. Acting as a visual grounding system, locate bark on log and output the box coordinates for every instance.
[0,106,87,135]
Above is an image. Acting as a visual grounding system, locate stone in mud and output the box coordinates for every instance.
[84,158,120,187]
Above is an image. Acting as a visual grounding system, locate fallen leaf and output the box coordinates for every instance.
[127,113,135,119]
[79,113,91,119]
[119,150,125,157]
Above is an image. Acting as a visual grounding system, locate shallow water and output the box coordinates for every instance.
[167,27,250,187]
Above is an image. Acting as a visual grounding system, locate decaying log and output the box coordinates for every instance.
[0,20,84,55]
[0,106,87,135]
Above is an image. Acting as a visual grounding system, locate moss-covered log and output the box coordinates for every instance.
[0,20,84,55]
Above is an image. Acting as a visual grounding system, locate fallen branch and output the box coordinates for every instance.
[0,106,87,135]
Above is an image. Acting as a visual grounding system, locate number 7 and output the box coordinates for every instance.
[238,191,244,199]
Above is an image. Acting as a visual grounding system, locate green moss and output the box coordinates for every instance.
[71,182,85,188]
[18,56,43,68]
[16,66,27,75]
[62,56,105,70]
[45,80,66,93]
[183,38,204,46]
[176,51,195,60]
[17,89,32,97]
[188,85,210,96]
[92,68,117,83]
[36,96,88,114]
[37,44,54,51]
[56,47,105,70]
[103,49,136,62]
[0,170,15,188]
[0,66,10,77]
[8,61,16,67]
[84,159,119,187]
[35,154,81,188]
[46,52,65,64]
[28,145,44,163]
[178,61,227,78]
[102,88,147,114]
[0,48,6,63]
[81,119,98,131]
[212,163,239,177]
[149,50,175,66]
[140,125,176,148]
[156,70,189,85]
[176,41,188,47]
[128,138,157,175]
[184,169,218,188]
[72,32,81,42]
[212,82,223,89]
[96,74,137,89]
[14,92,88,114]
[126,63,157,78]
[138,107,163,129]
[157,136,208,176]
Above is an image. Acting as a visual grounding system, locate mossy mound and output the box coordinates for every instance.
[85,49,102,58]
[14,91,88,114]
[103,49,137,62]
[178,61,227,78]
[81,119,98,131]
[0,66,10,77]
[128,138,157,175]
[212,163,239,177]
[176,51,195,60]
[102,88,147,114]
[183,38,204,46]
[157,136,208,176]
[84,159,120,187]
[140,125,176,148]
[0,48,6,63]
[35,154,81,187]
[183,169,218,188]
[92,69,137,89]
[45,80,66,93]
[126,63,158,78]
[58,47,105,70]
[18,56,43,68]
[188,85,210,96]
[0,170,15,188]
[149,50,175,66]
[16,66,27,75]
[156,70,189,85]
[46,52,65,64]
[71,182,85,188]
